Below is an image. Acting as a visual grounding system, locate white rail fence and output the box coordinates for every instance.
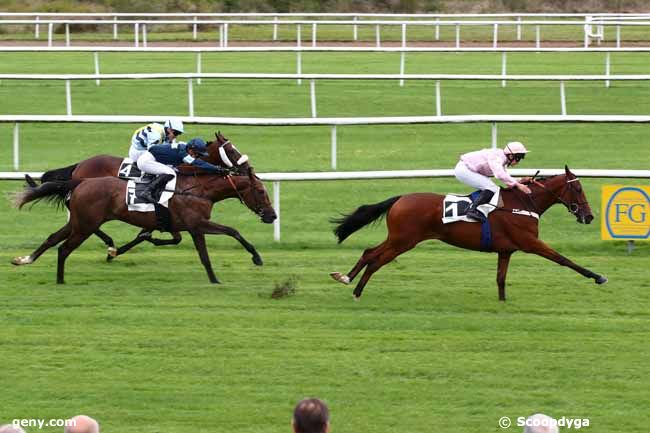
[3,114,650,172]
[2,71,646,118]
[2,168,649,241]
[2,18,650,49]
[2,46,648,91]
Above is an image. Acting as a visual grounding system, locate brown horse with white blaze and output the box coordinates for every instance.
[330,166,607,301]
[13,165,276,284]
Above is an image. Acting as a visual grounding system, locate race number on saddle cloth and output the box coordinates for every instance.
[442,189,502,224]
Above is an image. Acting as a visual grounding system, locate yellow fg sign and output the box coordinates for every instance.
[601,185,650,240]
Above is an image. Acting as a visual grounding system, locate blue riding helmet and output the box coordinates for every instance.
[187,138,208,156]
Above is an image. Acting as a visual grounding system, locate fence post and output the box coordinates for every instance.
[560,80,567,115]
[94,52,100,86]
[48,23,53,47]
[13,123,19,171]
[605,52,611,88]
[65,80,72,116]
[297,25,302,85]
[501,52,507,88]
[193,16,198,40]
[616,25,621,48]
[455,24,460,49]
[273,16,278,41]
[493,23,498,49]
[399,51,405,87]
[65,23,70,47]
[113,16,118,40]
[331,125,337,170]
[224,23,229,47]
[134,23,139,48]
[535,25,540,50]
[353,16,358,41]
[219,25,223,48]
[401,23,406,48]
[196,52,202,85]
[435,80,441,116]
[375,24,380,48]
[273,181,280,241]
[310,79,317,118]
[516,16,522,40]
[491,122,497,149]
[142,24,147,48]
[35,16,40,39]
[312,23,317,47]
[435,18,440,40]
[188,78,194,117]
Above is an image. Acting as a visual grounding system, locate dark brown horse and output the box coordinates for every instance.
[330,166,607,301]
[27,132,244,260]
[13,164,277,284]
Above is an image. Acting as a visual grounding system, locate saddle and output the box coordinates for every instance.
[442,190,503,224]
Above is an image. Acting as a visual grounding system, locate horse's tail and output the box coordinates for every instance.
[331,195,402,244]
[40,163,78,183]
[13,179,83,210]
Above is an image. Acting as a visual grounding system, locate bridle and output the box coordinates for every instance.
[532,176,588,216]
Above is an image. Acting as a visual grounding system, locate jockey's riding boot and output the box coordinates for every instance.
[466,189,495,222]
[140,174,174,204]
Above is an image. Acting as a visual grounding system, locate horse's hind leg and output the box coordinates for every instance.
[330,241,387,285]
[351,239,418,300]
[12,223,72,266]
[94,229,116,256]
[57,230,94,284]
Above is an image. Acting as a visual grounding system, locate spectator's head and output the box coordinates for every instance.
[292,398,330,433]
[0,425,27,433]
[523,413,559,433]
[64,415,99,433]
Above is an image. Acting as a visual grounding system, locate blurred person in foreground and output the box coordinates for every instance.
[293,398,330,433]
[64,415,99,433]
[0,425,26,433]
[523,413,559,433]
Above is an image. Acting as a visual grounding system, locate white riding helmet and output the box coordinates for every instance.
[164,118,184,134]
[503,141,530,155]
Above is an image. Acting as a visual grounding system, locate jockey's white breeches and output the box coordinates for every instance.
[137,152,176,177]
[128,146,147,163]
[454,161,499,193]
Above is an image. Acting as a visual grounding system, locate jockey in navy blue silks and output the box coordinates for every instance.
[137,138,232,203]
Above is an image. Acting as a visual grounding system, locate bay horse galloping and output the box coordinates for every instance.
[26,132,243,260]
[13,165,276,284]
[330,166,607,301]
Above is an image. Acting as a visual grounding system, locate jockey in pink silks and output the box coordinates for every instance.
[454,141,532,222]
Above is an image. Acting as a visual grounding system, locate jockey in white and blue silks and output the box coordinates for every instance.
[128,118,185,163]
[137,138,232,203]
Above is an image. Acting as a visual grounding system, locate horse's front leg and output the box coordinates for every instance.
[522,239,607,284]
[496,251,513,301]
[190,231,220,284]
[198,220,263,266]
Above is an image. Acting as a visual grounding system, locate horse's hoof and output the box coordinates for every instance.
[596,276,608,285]
[11,256,33,266]
[330,272,350,285]
[106,254,114,262]
[107,247,117,257]
[252,255,263,266]
[352,295,360,302]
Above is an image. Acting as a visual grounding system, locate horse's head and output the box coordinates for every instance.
[556,165,593,224]
[208,132,276,224]
[238,166,277,224]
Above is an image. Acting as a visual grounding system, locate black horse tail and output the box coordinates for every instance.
[13,179,83,210]
[331,195,402,244]
[41,163,78,183]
